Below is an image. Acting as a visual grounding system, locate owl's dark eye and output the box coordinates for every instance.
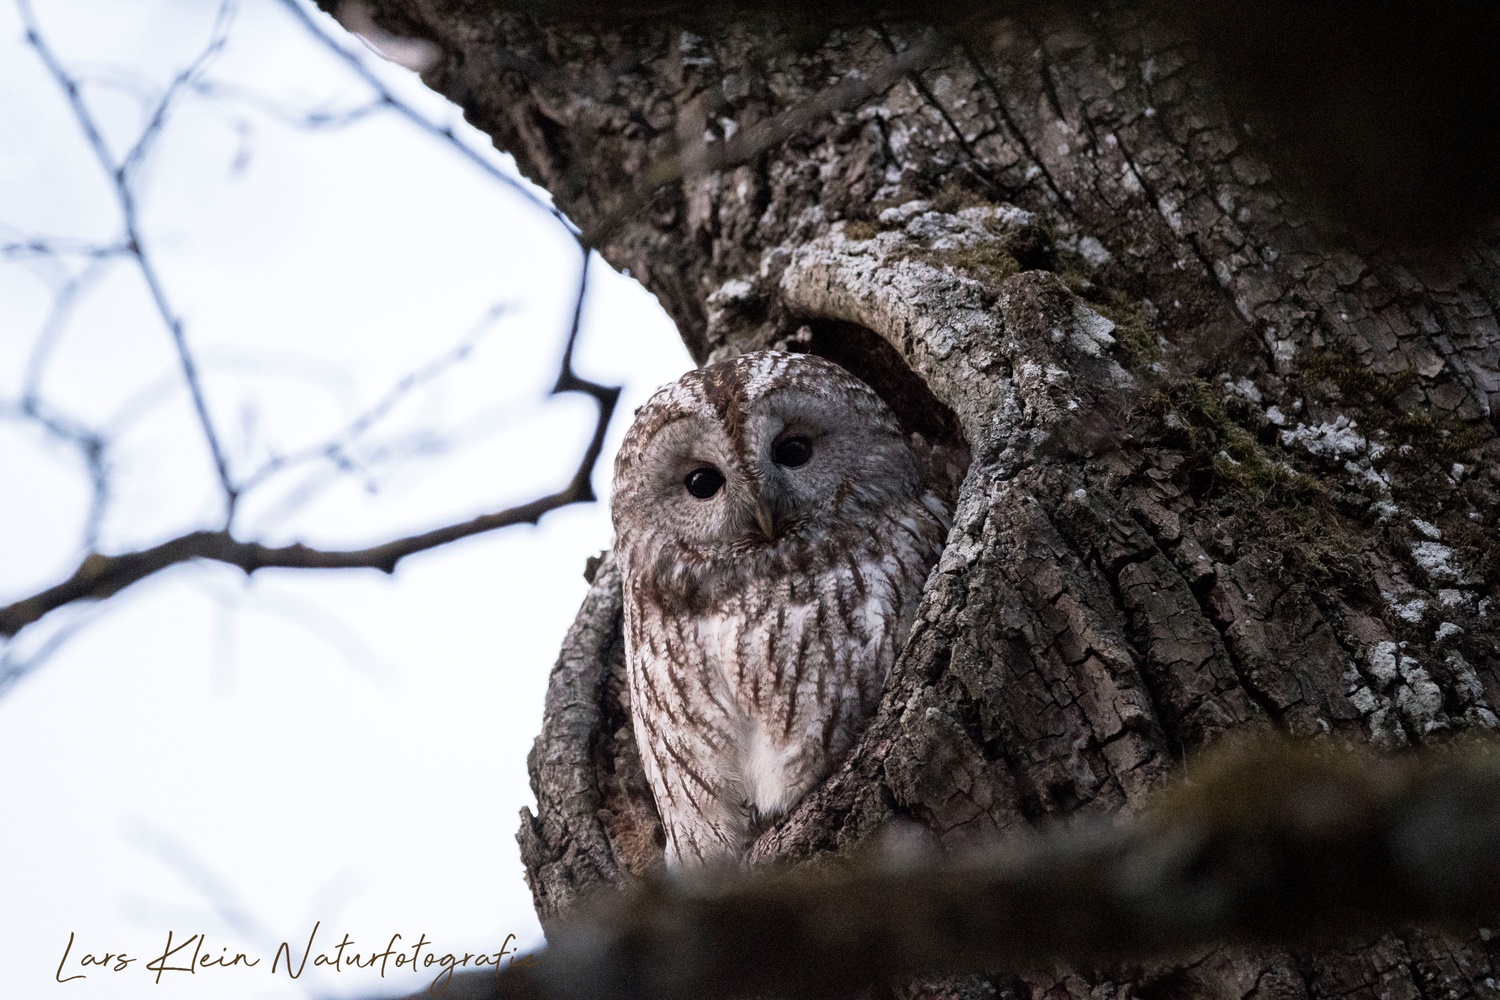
[772,435,813,468]
[684,467,725,499]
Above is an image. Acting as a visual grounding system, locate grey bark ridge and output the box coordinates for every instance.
[519,555,665,928]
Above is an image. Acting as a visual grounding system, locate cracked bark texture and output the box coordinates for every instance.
[351,3,1500,997]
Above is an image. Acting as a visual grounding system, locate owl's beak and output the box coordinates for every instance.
[754,497,777,541]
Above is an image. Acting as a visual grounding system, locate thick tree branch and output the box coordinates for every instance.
[0,495,553,638]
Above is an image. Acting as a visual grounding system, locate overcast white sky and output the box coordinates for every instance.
[0,1,691,996]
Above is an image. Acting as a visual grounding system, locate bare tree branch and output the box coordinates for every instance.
[1,1,619,658]
[401,744,1500,1000]
[0,499,549,638]
[0,250,616,641]
[18,0,242,515]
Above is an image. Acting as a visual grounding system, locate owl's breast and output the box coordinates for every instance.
[620,493,949,860]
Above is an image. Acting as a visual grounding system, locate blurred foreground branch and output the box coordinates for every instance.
[410,744,1500,1000]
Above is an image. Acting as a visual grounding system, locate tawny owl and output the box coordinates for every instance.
[611,350,950,865]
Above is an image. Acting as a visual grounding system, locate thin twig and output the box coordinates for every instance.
[1,236,130,260]
[235,302,511,495]
[0,603,106,696]
[21,256,111,402]
[273,0,575,233]
[190,77,387,129]
[118,0,236,184]
[125,821,329,1000]
[0,397,111,550]
[18,0,242,517]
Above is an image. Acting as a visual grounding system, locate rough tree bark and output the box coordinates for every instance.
[347,3,1500,997]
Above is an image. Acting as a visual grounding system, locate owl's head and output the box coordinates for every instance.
[611,351,923,563]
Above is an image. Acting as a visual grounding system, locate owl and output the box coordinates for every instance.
[611,350,951,865]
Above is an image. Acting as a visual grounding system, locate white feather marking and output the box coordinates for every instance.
[742,725,800,818]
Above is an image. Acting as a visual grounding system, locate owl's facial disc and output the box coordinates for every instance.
[613,357,921,562]
[737,387,916,549]
[621,415,753,548]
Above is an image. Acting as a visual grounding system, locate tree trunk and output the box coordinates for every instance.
[352,2,1500,996]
